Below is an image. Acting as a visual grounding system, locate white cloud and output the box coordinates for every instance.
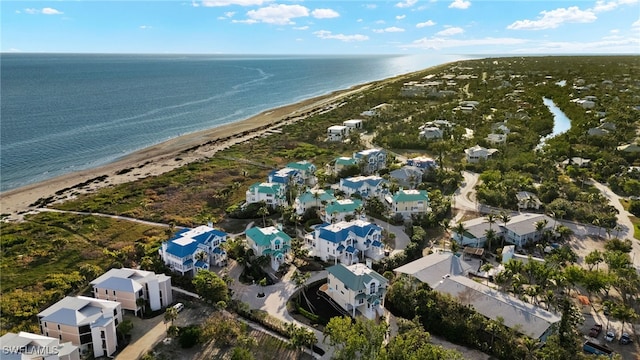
[365,4,377,9]
[507,6,597,30]
[436,26,464,36]
[246,4,309,25]
[405,36,528,50]
[610,29,620,33]
[139,25,152,29]
[312,8,339,19]
[373,26,406,33]
[396,15,406,20]
[225,11,236,17]
[591,0,639,12]
[314,30,369,42]
[633,18,640,27]
[449,0,471,9]
[198,0,269,6]
[416,20,436,28]
[395,0,418,8]
[24,7,63,15]
[293,26,309,30]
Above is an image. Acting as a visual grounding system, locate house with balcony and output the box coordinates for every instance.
[387,189,430,220]
[353,148,387,174]
[343,119,363,130]
[294,189,336,215]
[325,263,388,319]
[305,220,384,265]
[286,160,317,186]
[322,199,364,223]
[406,156,437,170]
[90,268,173,316]
[38,296,122,359]
[389,166,424,189]
[268,167,304,188]
[338,175,388,200]
[160,225,228,276]
[245,182,287,209]
[464,145,499,163]
[245,226,291,271]
[0,331,80,360]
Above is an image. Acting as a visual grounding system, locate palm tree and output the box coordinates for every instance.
[485,212,497,232]
[257,204,270,227]
[499,211,511,248]
[485,228,497,253]
[480,263,494,285]
[164,307,178,330]
[292,270,313,311]
[454,221,467,249]
[534,219,548,243]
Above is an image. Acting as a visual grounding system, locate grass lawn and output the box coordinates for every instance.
[618,199,640,240]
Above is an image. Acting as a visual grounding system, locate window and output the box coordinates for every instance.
[58,324,60,330]
[44,322,47,328]
[113,290,116,296]
[59,335,62,340]
[115,318,119,326]
[369,282,376,295]
[101,331,105,339]
[105,289,108,294]
[113,309,117,316]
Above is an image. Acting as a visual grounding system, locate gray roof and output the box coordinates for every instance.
[91,267,162,293]
[38,296,118,327]
[394,252,473,288]
[327,263,387,291]
[504,213,554,236]
[0,332,78,360]
[433,275,560,339]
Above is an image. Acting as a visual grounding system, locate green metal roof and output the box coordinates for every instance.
[246,226,291,248]
[335,157,358,166]
[249,182,283,195]
[286,161,316,172]
[325,199,363,215]
[298,190,335,204]
[326,263,387,291]
[392,189,430,203]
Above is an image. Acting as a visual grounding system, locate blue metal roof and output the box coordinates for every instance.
[183,259,193,266]
[337,244,345,252]
[346,246,357,254]
[166,241,199,258]
[165,226,227,258]
[372,240,382,247]
[213,247,223,254]
[195,260,207,268]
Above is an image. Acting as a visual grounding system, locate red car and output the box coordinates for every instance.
[589,324,603,338]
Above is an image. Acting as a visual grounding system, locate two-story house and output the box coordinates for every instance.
[322,199,364,224]
[305,220,384,265]
[294,189,336,215]
[464,145,499,163]
[338,176,388,200]
[245,226,291,271]
[353,148,387,174]
[388,189,430,220]
[406,156,437,170]
[331,156,358,175]
[90,268,173,316]
[327,125,349,141]
[245,182,287,209]
[325,263,388,319]
[38,296,122,359]
[268,168,304,187]
[160,225,228,276]
[286,160,317,186]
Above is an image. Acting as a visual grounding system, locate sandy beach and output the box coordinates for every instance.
[0,81,378,220]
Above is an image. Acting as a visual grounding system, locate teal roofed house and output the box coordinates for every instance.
[388,189,430,220]
[331,156,359,174]
[245,226,291,271]
[325,263,388,319]
[294,189,336,215]
[322,199,364,223]
[245,182,286,209]
[286,160,317,185]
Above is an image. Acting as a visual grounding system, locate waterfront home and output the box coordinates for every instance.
[325,263,388,319]
[294,189,336,215]
[453,213,555,248]
[343,119,363,130]
[338,175,388,200]
[245,226,291,271]
[305,220,384,265]
[388,166,424,189]
[419,126,443,140]
[245,182,287,209]
[322,199,364,223]
[464,145,498,163]
[387,189,430,220]
[160,225,228,276]
[327,125,349,142]
[0,331,80,360]
[38,296,121,358]
[406,156,437,170]
[286,160,317,186]
[353,148,387,174]
[394,252,473,288]
[516,191,542,210]
[90,268,173,316]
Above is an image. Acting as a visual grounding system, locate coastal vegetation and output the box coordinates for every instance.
[2,55,639,358]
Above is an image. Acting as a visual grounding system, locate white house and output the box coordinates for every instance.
[268,168,304,187]
[464,145,498,163]
[160,225,228,276]
[343,119,363,130]
[406,156,437,170]
[294,189,336,215]
[485,133,507,145]
[325,263,388,319]
[327,125,349,142]
[245,182,287,209]
[419,127,444,140]
[90,268,173,315]
[388,166,424,189]
[305,220,384,265]
[353,148,387,174]
[453,213,555,248]
[394,252,473,288]
[0,331,80,360]
[338,176,388,200]
[516,191,542,210]
[38,296,122,359]
[331,156,359,175]
[322,199,365,224]
[286,161,317,186]
[387,189,430,220]
[245,226,291,271]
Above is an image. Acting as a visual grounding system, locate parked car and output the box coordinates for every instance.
[172,302,184,313]
[589,324,603,338]
[619,333,632,345]
[604,330,615,342]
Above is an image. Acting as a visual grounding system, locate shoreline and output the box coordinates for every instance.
[0,78,386,220]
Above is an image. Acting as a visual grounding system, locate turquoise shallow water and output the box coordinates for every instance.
[0,53,469,192]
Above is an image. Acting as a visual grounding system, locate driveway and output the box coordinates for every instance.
[368,218,410,256]
[115,314,165,360]
[453,171,480,212]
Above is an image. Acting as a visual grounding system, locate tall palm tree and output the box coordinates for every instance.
[485,212,497,232]
[257,204,270,227]
[499,211,511,248]
[454,221,467,247]
[534,219,548,243]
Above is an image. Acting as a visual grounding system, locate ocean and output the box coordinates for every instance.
[0,53,468,192]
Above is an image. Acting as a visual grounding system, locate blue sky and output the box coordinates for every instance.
[2,0,639,54]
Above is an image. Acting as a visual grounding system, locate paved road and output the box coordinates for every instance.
[368,218,410,256]
[453,171,480,213]
[115,314,166,360]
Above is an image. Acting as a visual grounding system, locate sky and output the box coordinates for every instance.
[2,0,639,54]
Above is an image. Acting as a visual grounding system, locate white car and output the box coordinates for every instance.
[604,330,615,342]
